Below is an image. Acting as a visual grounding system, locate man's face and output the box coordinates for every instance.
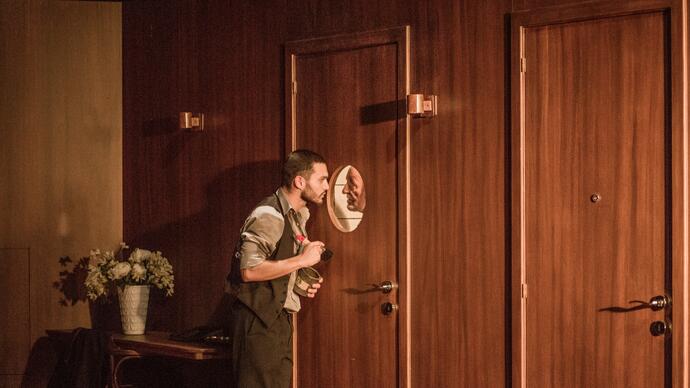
[300,162,329,205]
[342,166,366,211]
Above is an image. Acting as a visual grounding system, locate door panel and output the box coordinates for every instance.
[286,27,409,388]
[516,10,668,388]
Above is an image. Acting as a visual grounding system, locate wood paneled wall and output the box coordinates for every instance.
[122,0,507,386]
[0,249,30,379]
[0,1,122,386]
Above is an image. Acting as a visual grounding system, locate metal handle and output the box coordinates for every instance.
[374,280,398,294]
[381,302,399,316]
[650,321,670,336]
[610,295,672,312]
[649,295,670,311]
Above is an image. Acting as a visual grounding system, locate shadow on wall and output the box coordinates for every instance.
[45,159,281,333]
[53,255,121,331]
[123,159,283,332]
[54,256,89,306]
[31,160,281,387]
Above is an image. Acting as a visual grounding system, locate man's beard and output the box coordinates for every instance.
[302,186,324,205]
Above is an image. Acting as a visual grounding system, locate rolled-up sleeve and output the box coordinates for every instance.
[239,205,284,269]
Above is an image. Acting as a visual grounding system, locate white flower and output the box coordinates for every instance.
[131,263,147,281]
[85,265,108,300]
[110,262,131,280]
[84,243,174,300]
[129,248,151,263]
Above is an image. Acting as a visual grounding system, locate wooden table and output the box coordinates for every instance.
[110,331,229,360]
[48,330,230,388]
[110,331,230,387]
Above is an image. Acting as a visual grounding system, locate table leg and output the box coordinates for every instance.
[109,354,142,388]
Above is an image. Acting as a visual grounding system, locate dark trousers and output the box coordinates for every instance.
[230,301,293,388]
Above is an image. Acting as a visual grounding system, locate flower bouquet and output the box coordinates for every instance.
[84,243,174,334]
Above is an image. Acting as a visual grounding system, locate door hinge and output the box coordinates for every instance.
[291,81,298,95]
[521,283,528,299]
[520,57,526,73]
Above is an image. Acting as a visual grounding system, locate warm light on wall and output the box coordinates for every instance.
[179,112,204,131]
[406,94,438,118]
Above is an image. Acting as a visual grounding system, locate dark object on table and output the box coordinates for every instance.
[169,325,230,345]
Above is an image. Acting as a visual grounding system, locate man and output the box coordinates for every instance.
[226,149,329,388]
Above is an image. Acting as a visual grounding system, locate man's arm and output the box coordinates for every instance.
[241,240,324,282]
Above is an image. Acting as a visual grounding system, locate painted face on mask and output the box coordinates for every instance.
[342,166,366,212]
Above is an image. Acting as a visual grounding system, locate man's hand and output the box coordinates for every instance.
[300,241,324,267]
[306,278,324,298]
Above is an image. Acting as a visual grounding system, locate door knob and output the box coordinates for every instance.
[381,302,399,316]
[649,295,670,311]
[374,280,397,294]
[650,321,670,336]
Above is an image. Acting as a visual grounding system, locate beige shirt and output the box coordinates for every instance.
[237,188,310,312]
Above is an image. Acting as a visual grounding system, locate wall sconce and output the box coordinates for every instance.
[179,112,204,131]
[406,94,438,118]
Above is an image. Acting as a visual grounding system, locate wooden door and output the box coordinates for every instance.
[285,27,409,387]
[511,2,689,387]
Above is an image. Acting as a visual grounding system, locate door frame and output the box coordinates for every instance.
[284,26,411,388]
[510,1,689,386]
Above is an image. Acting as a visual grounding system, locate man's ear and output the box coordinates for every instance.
[294,175,306,190]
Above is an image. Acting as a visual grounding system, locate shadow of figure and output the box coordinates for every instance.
[120,159,282,334]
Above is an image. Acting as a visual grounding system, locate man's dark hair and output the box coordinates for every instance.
[281,149,326,187]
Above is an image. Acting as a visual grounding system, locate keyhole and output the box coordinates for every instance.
[381,302,398,316]
[650,321,669,336]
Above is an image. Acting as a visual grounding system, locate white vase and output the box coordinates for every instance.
[118,285,150,335]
